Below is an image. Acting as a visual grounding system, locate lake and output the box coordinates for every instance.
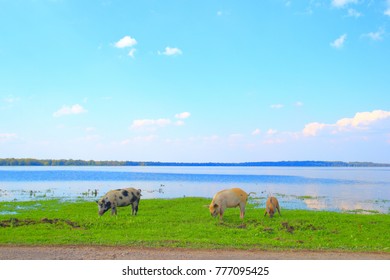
[0,166,389,214]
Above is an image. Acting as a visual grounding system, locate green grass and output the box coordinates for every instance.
[0,198,389,252]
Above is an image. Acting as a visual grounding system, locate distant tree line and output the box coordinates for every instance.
[0,158,389,167]
[0,158,129,166]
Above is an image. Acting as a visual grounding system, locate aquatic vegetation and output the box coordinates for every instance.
[80,189,99,197]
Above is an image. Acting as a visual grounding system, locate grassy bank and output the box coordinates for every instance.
[0,198,389,252]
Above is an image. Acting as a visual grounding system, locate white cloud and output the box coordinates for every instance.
[114,35,137,48]
[270,104,284,109]
[295,101,304,107]
[331,0,358,8]
[385,1,390,16]
[303,110,390,137]
[174,112,191,126]
[131,112,190,130]
[3,96,20,103]
[252,128,261,136]
[0,133,17,142]
[175,120,185,126]
[347,8,362,18]
[159,47,182,56]
[53,104,87,117]
[175,112,191,119]
[131,118,171,129]
[267,129,278,136]
[330,34,347,49]
[303,122,328,136]
[263,129,290,145]
[336,110,390,128]
[128,48,136,58]
[362,28,385,41]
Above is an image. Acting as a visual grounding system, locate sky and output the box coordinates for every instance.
[0,0,390,163]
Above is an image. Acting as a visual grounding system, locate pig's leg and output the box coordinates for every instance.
[239,203,246,219]
[277,205,281,216]
[219,207,224,220]
[131,203,135,215]
[111,202,118,215]
[131,202,139,215]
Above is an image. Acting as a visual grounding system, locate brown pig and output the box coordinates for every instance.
[209,188,249,220]
[264,196,281,218]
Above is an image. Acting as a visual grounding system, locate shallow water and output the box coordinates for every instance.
[0,166,389,213]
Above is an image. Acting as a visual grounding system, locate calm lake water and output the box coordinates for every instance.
[0,166,389,214]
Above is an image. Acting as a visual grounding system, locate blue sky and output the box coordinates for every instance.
[1,0,390,162]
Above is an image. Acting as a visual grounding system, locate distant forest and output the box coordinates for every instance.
[0,158,389,167]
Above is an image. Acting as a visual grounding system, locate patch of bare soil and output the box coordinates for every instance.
[0,218,82,229]
[0,246,389,260]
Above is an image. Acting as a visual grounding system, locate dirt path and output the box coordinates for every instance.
[0,245,389,260]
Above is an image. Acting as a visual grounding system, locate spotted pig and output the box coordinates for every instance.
[209,188,250,220]
[264,196,281,218]
[96,188,141,216]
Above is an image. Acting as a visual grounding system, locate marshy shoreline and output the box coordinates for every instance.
[1,198,389,259]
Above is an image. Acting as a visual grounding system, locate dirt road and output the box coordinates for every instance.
[0,245,389,260]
